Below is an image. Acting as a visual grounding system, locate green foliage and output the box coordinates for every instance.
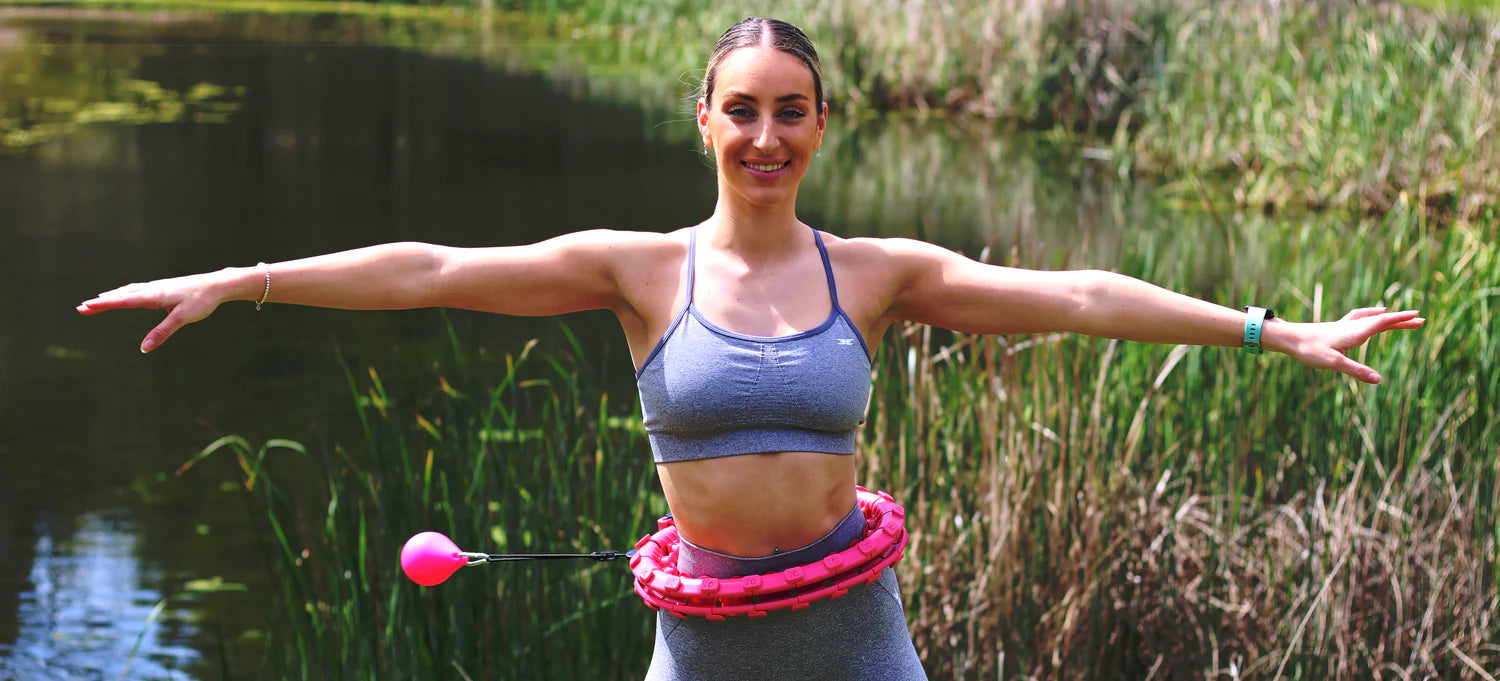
[206,334,661,679]
[0,71,244,150]
[505,0,1500,221]
[216,208,1500,679]
[859,207,1499,679]
[9,0,1496,220]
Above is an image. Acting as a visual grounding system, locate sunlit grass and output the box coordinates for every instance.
[1401,0,1500,16]
[193,333,661,679]
[860,206,1498,678]
[0,0,476,20]
[512,0,1500,221]
[204,205,1499,680]
[7,0,1495,220]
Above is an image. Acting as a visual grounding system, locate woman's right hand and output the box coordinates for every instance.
[77,268,241,353]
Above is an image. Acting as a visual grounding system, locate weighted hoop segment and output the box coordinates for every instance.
[629,487,908,620]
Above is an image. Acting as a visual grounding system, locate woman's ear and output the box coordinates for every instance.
[815,101,828,146]
[696,97,711,148]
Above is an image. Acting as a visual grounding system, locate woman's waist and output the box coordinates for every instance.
[675,503,866,579]
[657,450,856,557]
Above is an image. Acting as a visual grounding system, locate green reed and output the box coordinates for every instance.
[506,0,1499,221]
[11,0,1494,219]
[196,330,662,679]
[209,205,1498,680]
[859,205,1499,678]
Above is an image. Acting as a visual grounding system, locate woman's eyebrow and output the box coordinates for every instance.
[723,91,811,103]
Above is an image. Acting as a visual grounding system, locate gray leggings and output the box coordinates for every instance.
[643,506,928,681]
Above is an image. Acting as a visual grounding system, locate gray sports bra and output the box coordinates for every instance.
[635,227,873,463]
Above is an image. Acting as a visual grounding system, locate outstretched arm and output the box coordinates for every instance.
[78,230,637,353]
[876,239,1423,384]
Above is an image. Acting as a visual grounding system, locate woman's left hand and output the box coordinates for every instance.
[1270,306,1424,384]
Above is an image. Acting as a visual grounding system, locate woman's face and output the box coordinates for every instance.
[697,47,826,209]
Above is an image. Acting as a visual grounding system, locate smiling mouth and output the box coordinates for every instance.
[743,161,790,172]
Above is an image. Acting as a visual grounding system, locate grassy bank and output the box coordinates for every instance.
[202,206,1497,680]
[866,206,1499,678]
[7,0,1495,220]
[516,0,1499,221]
[189,336,660,678]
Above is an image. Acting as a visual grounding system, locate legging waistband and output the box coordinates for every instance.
[676,504,866,579]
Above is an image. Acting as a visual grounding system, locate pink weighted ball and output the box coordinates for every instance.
[401,532,467,586]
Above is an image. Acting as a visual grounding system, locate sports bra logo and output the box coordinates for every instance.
[837,338,856,346]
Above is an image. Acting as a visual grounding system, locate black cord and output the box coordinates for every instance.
[475,550,634,563]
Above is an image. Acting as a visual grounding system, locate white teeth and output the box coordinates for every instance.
[746,162,787,172]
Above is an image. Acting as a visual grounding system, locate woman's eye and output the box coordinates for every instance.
[778,109,807,120]
[727,107,753,118]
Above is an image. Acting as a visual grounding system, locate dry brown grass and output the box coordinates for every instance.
[862,311,1497,679]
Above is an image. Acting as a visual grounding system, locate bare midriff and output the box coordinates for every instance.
[657,451,858,558]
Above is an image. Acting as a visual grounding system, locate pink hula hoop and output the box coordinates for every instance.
[629,487,908,620]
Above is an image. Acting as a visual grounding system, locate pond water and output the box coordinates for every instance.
[0,8,1230,679]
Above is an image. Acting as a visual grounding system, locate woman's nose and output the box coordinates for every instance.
[754,120,777,150]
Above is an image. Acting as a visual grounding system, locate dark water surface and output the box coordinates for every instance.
[0,9,1206,680]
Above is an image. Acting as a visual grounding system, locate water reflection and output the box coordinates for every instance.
[2,11,715,679]
[1,514,197,680]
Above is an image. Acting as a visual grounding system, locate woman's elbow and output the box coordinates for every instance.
[1068,269,1121,334]
[405,244,454,307]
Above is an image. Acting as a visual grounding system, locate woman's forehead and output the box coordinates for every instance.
[714,47,816,99]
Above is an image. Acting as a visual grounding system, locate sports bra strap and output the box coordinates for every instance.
[686,226,698,303]
[812,230,841,309]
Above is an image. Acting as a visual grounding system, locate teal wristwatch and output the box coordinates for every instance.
[1242,306,1276,355]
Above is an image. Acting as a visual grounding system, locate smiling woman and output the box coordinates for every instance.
[76,15,1425,681]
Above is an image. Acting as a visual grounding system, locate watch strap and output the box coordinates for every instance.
[1242,306,1276,355]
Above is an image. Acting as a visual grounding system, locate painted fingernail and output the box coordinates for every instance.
[141,339,157,353]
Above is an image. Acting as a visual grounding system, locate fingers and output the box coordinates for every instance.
[1363,310,1424,336]
[141,310,189,353]
[1328,351,1382,385]
[77,298,137,314]
[1340,306,1388,322]
[1332,309,1422,383]
[1341,307,1426,329]
[1292,308,1423,384]
[1331,309,1423,344]
[77,286,165,314]
[1342,307,1422,323]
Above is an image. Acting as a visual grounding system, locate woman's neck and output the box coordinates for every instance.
[705,193,807,259]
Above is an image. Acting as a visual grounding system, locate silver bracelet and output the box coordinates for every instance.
[255,262,271,311]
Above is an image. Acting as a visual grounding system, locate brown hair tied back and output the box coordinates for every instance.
[702,18,825,107]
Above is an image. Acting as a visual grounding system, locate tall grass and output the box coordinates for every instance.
[508,0,1500,220]
[208,204,1499,679]
[197,331,661,679]
[10,0,1493,218]
[861,205,1499,678]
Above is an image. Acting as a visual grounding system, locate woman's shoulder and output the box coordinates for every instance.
[576,227,693,281]
[559,227,688,261]
[818,232,947,269]
[566,226,688,246]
